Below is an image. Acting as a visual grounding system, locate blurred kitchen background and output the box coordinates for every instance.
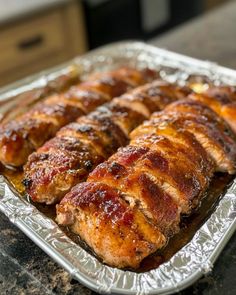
[0,0,231,86]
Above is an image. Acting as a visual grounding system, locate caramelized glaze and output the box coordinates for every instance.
[1,166,233,272]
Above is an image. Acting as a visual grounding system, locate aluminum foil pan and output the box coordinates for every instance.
[0,41,236,295]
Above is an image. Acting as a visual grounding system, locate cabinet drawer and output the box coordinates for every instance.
[0,10,66,74]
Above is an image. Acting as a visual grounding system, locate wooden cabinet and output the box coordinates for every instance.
[205,0,230,10]
[0,1,87,86]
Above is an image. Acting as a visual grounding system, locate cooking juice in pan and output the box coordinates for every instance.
[0,42,236,295]
[1,55,236,273]
[2,166,234,272]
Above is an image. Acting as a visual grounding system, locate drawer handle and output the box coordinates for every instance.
[18,35,44,50]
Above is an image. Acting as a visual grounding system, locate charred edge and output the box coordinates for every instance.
[22,178,32,189]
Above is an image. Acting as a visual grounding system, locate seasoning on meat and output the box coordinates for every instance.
[0,67,156,167]
[24,81,191,204]
[57,99,236,269]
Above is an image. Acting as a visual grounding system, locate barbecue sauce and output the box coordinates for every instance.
[138,173,234,272]
[1,167,234,272]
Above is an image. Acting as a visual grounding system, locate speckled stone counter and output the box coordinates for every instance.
[1,1,236,294]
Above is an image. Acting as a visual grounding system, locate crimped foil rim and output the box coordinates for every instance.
[0,42,236,295]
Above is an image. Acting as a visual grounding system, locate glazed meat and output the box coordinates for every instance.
[87,146,182,236]
[132,100,236,174]
[0,67,156,167]
[155,101,236,174]
[189,85,236,133]
[57,100,236,269]
[88,134,213,220]
[24,81,191,204]
[56,182,166,269]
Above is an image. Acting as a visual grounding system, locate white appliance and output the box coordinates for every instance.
[140,0,170,32]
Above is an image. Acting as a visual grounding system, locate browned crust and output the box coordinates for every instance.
[24,81,191,204]
[0,67,156,167]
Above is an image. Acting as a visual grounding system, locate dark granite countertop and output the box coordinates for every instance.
[1,1,236,294]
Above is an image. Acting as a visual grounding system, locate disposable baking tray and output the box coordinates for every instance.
[0,41,236,295]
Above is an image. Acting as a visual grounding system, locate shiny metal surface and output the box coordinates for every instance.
[0,42,236,295]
